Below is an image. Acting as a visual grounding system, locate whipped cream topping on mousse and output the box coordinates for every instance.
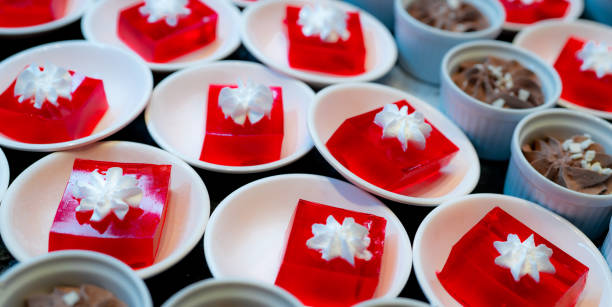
[406,0,489,32]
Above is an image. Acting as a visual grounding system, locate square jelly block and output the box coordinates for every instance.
[437,207,589,307]
[200,84,284,166]
[275,199,386,307]
[0,66,108,144]
[0,0,67,27]
[49,159,172,269]
[326,100,458,192]
[285,5,366,76]
[117,0,218,63]
[501,0,569,24]
[554,36,612,112]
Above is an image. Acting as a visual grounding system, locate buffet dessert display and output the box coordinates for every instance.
[26,284,127,307]
[0,0,67,27]
[406,0,489,32]
[500,0,570,25]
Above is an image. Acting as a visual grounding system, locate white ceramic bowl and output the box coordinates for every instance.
[0,40,153,152]
[161,278,302,307]
[585,0,612,26]
[241,0,397,87]
[502,0,584,32]
[354,297,430,307]
[0,147,9,203]
[0,250,152,307]
[0,0,94,36]
[504,109,612,239]
[308,82,480,206]
[394,0,504,84]
[82,0,242,72]
[345,0,395,29]
[145,60,314,174]
[513,19,612,120]
[440,40,561,161]
[603,218,612,270]
[204,174,412,301]
[0,141,210,279]
[413,193,612,307]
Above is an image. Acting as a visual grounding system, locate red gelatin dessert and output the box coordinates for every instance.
[49,159,172,269]
[554,37,612,112]
[117,0,218,63]
[326,100,459,192]
[275,199,387,307]
[0,0,67,27]
[200,82,284,166]
[0,64,109,144]
[437,207,589,307]
[285,4,366,75]
[500,0,570,24]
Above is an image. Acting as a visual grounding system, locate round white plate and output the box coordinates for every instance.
[0,40,153,152]
[0,141,211,279]
[145,60,315,174]
[0,0,94,36]
[308,83,480,206]
[204,174,412,300]
[241,0,397,87]
[413,193,612,307]
[503,0,584,32]
[0,148,8,202]
[82,0,242,72]
[513,19,612,120]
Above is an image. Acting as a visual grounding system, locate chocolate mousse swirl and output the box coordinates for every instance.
[451,56,545,109]
[407,0,489,32]
[522,135,612,195]
[26,284,127,307]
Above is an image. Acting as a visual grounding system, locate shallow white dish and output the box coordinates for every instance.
[145,60,314,174]
[204,174,412,300]
[0,0,94,37]
[513,19,612,120]
[0,148,8,203]
[503,0,584,32]
[241,0,397,87]
[82,0,242,72]
[0,141,210,279]
[0,40,153,152]
[413,193,612,307]
[308,83,480,206]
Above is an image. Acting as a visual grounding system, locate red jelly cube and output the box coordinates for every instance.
[117,0,218,63]
[49,159,172,269]
[0,0,67,27]
[437,207,589,307]
[200,84,284,166]
[285,5,366,76]
[0,65,109,144]
[500,0,569,24]
[326,100,459,192]
[275,199,387,307]
[554,37,612,112]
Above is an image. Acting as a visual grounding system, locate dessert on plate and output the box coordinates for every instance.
[26,284,127,307]
[500,0,570,25]
[275,199,387,307]
[406,0,489,32]
[0,0,67,27]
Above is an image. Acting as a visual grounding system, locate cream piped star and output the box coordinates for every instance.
[139,0,191,27]
[494,234,556,282]
[297,4,350,43]
[13,63,74,109]
[373,104,432,151]
[306,215,372,266]
[577,40,612,78]
[218,80,274,126]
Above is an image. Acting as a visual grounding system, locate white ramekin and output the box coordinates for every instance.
[0,250,152,306]
[394,0,504,84]
[440,40,561,160]
[504,109,612,239]
[345,0,395,29]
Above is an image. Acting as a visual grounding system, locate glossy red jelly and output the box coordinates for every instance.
[437,207,589,307]
[200,84,284,166]
[275,199,386,307]
[326,100,458,192]
[117,0,218,63]
[500,0,569,24]
[49,159,172,269]
[0,67,108,144]
[554,36,612,112]
[285,5,366,75]
[0,0,67,27]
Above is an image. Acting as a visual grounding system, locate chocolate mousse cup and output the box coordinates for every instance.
[394,0,504,84]
[505,109,612,239]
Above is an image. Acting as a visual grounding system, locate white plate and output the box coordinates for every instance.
[0,141,211,279]
[513,19,612,120]
[413,193,612,307]
[82,0,242,72]
[503,0,584,32]
[241,0,397,87]
[145,60,315,174]
[0,0,94,37]
[308,83,480,206]
[0,148,8,202]
[0,40,153,152]
[204,174,412,300]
